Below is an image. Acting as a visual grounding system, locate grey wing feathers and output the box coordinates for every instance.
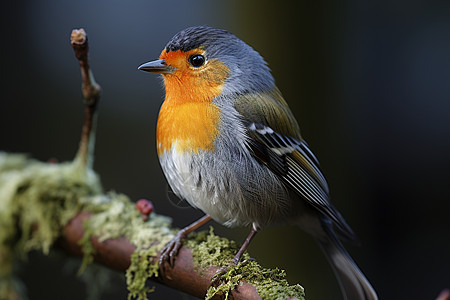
[245,121,356,242]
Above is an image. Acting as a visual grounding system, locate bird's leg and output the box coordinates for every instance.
[211,225,258,285]
[230,226,258,265]
[159,215,211,274]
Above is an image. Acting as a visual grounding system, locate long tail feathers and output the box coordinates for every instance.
[317,223,378,300]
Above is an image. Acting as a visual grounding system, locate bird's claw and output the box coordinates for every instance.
[211,265,230,287]
[210,258,256,287]
[158,229,187,276]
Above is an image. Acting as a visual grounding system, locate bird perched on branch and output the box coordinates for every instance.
[139,25,377,300]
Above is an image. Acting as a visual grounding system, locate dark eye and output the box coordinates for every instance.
[189,54,205,67]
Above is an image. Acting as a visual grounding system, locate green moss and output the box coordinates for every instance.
[186,227,250,271]
[125,251,156,300]
[186,228,305,300]
[0,152,101,255]
[0,151,102,299]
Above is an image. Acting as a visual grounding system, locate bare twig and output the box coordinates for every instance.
[70,28,101,169]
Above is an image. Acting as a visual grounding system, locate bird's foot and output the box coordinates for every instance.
[158,215,212,277]
[158,228,188,275]
[210,258,256,287]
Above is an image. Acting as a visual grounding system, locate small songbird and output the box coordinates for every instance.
[139,25,377,300]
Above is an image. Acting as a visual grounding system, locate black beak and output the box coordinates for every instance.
[138,59,176,74]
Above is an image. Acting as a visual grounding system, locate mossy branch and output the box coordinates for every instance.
[57,206,303,300]
[0,28,304,300]
[0,153,304,300]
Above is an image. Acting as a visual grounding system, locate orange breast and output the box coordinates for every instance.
[156,101,220,155]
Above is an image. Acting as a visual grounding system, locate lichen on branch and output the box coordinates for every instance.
[187,229,305,300]
[0,152,102,299]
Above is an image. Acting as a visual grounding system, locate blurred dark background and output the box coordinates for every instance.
[1,1,449,299]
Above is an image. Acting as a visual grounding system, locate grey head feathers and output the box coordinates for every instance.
[165,25,275,95]
[165,26,232,53]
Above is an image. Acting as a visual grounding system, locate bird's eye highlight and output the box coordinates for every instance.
[189,54,205,68]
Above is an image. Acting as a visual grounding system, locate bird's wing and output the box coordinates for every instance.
[234,88,355,241]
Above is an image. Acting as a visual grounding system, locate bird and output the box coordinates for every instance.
[138,25,378,300]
